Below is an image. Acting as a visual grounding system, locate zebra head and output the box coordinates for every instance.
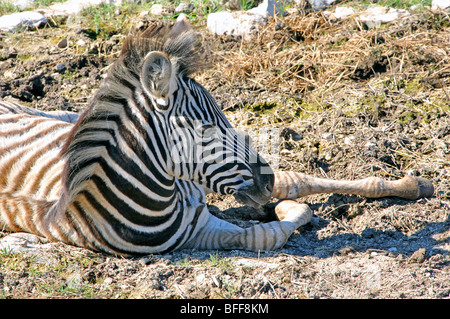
[131,19,274,207]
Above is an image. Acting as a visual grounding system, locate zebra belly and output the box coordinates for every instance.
[63,179,212,255]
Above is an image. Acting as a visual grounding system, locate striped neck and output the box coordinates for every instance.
[62,81,179,217]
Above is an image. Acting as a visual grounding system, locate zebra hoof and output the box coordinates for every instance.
[274,200,312,228]
[414,176,434,199]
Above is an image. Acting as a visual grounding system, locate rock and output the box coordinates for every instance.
[56,63,66,72]
[57,37,68,48]
[359,6,410,28]
[150,4,173,16]
[175,2,195,14]
[248,0,282,17]
[344,135,355,145]
[207,11,267,39]
[76,39,87,46]
[234,258,280,270]
[408,248,427,263]
[325,6,356,20]
[308,0,338,10]
[0,11,47,32]
[0,232,48,254]
[207,0,282,39]
[432,0,450,12]
[365,141,377,149]
[39,0,115,16]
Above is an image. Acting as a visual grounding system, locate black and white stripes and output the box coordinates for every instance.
[0,19,274,255]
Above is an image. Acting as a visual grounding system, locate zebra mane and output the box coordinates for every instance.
[118,18,207,77]
[60,18,207,163]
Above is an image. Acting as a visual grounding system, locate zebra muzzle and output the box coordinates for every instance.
[233,169,274,208]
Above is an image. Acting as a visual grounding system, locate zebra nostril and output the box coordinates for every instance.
[265,183,273,194]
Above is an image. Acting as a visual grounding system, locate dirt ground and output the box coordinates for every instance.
[0,1,449,299]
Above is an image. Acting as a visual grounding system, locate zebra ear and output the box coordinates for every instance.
[141,51,172,110]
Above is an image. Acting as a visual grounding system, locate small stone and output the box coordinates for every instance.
[56,63,66,72]
[57,38,68,49]
[365,141,377,149]
[0,61,10,69]
[139,10,149,18]
[248,0,283,17]
[195,273,207,283]
[408,248,427,263]
[308,0,338,10]
[139,257,151,266]
[175,3,194,14]
[339,246,355,255]
[211,275,222,288]
[76,39,87,46]
[150,4,173,16]
[344,136,355,145]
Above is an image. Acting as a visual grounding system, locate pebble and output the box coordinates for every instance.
[0,61,10,69]
[56,63,66,72]
[211,275,222,288]
[195,273,207,283]
[76,39,87,46]
[150,4,173,16]
[308,0,338,10]
[57,38,68,49]
[365,141,377,149]
[175,3,195,14]
[408,248,427,264]
[344,136,355,145]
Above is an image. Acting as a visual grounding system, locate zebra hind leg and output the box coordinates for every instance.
[184,201,312,251]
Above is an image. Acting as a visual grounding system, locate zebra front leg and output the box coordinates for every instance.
[273,171,434,200]
[184,201,312,251]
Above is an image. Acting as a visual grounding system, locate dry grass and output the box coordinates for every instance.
[199,8,450,108]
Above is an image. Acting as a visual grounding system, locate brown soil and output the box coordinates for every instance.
[0,2,449,300]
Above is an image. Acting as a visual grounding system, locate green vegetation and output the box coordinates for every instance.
[205,252,234,271]
[0,246,102,298]
[376,0,432,9]
[0,1,21,15]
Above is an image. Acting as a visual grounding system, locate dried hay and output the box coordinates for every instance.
[199,9,450,107]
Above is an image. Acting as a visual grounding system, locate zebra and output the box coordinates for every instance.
[0,18,433,256]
